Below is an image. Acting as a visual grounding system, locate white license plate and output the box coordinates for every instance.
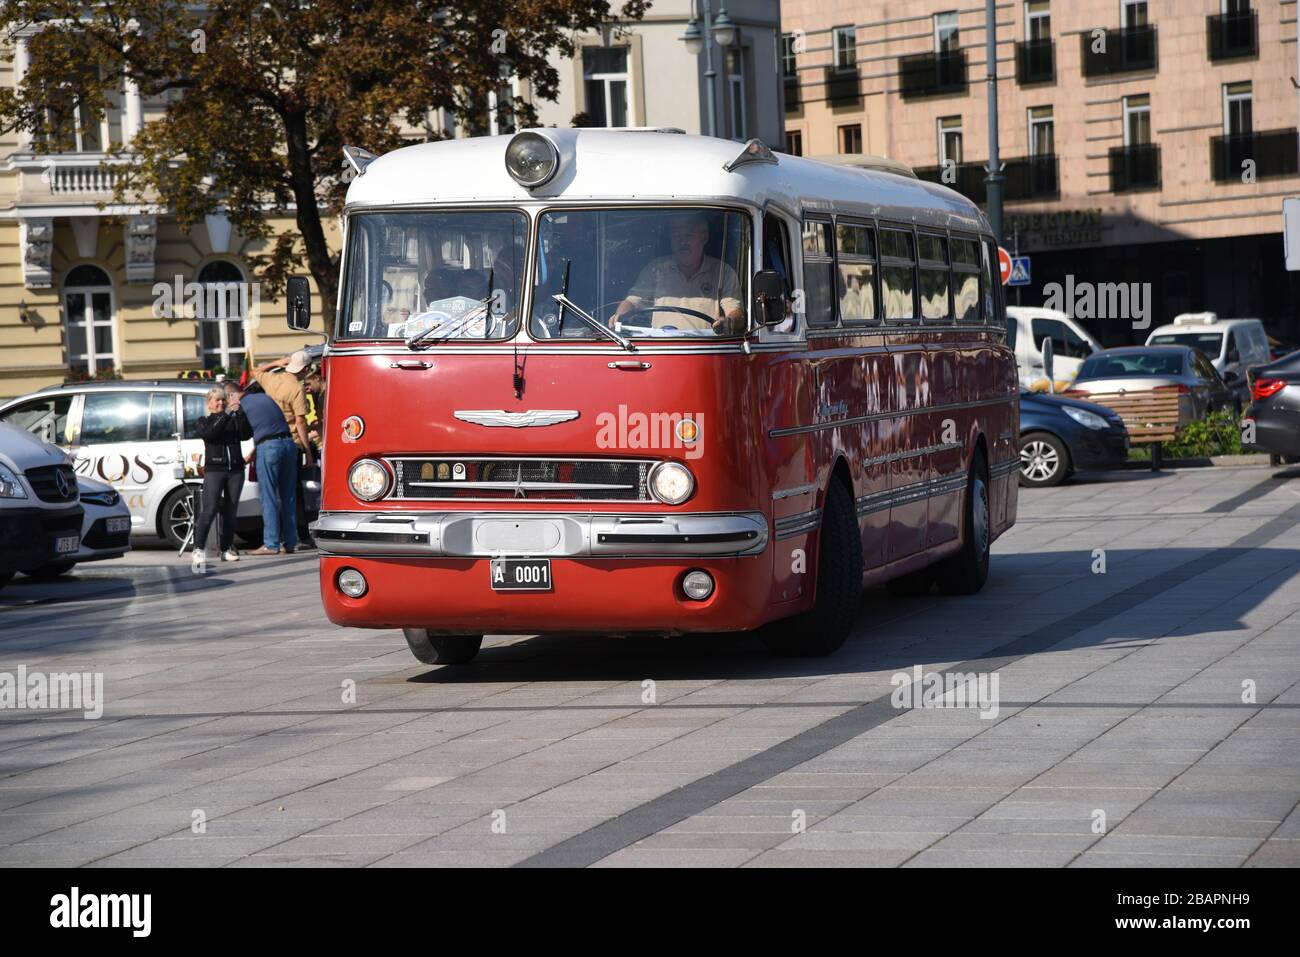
[107,517,131,533]
[490,558,552,591]
[55,535,79,554]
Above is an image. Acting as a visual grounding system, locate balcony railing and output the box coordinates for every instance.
[916,155,1059,204]
[1207,10,1258,61]
[823,65,861,106]
[1109,143,1161,192]
[899,49,968,99]
[1210,130,1300,183]
[1081,24,1158,77]
[1016,38,1056,85]
[1004,155,1060,200]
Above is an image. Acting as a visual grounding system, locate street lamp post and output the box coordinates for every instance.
[984,0,1005,246]
[681,1,736,138]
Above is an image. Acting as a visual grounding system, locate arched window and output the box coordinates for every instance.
[197,260,248,371]
[62,265,115,375]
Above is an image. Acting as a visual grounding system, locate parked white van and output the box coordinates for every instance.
[1006,306,1103,391]
[0,380,262,549]
[1146,313,1269,399]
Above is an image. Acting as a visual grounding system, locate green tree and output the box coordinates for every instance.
[0,0,647,325]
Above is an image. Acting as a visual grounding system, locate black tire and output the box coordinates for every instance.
[1019,432,1070,488]
[761,478,863,657]
[23,561,77,580]
[935,450,992,596]
[402,629,484,665]
[159,485,197,550]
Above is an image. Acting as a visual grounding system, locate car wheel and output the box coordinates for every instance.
[159,486,197,550]
[1019,432,1070,488]
[23,561,77,580]
[935,449,992,596]
[760,477,863,657]
[402,630,483,665]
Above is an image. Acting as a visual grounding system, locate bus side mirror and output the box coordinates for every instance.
[287,276,312,331]
[753,269,786,326]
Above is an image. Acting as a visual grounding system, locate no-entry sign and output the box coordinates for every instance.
[998,246,1013,285]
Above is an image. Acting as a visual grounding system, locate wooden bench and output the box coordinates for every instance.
[1062,388,1183,470]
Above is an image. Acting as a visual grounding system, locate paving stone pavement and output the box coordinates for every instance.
[2,464,1299,867]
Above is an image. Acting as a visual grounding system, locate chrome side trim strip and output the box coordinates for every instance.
[311,510,769,559]
[771,482,818,501]
[770,394,1017,439]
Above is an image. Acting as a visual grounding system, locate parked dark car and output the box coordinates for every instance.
[1019,390,1130,488]
[1066,345,1241,423]
[1244,349,1300,465]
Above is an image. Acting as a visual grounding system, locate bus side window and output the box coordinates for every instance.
[801,218,837,327]
[880,227,917,322]
[951,236,982,323]
[762,213,793,295]
[981,239,1001,324]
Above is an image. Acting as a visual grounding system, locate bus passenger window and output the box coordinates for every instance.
[880,228,917,321]
[951,237,981,323]
[918,233,950,322]
[762,214,792,292]
[836,222,878,323]
[801,219,837,326]
[981,239,998,322]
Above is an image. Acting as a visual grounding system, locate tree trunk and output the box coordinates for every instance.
[284,111,339,330]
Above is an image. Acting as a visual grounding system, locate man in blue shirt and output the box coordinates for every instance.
[240,387,299,556]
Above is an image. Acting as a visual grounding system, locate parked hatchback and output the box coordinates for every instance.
[0,380,261,549]
[1066,345,1240,424]
[1019,390,1130,488]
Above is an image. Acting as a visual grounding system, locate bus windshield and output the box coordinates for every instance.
[339,210,528,341]
[530,207,751,340]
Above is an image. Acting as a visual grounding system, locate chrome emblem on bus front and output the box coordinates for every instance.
[453,410,580,428]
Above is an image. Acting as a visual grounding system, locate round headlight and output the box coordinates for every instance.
[348,459,390,501]
[338,568,368,598]
[504,131,559,188]
[649,461,695,505]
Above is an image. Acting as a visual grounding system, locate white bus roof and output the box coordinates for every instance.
[344,130,988,235]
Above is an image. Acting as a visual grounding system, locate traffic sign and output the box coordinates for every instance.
[998,246,1013,285]
[1009,256,1032,287]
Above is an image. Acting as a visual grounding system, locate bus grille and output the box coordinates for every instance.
[385,457,652,502]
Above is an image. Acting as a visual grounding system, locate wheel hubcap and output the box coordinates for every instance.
[169,495,195,541]
[1020,441,1060,482]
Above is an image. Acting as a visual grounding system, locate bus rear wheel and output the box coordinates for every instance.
[761,478,863,657]
[934,450,991,596]
[402,629,483,665]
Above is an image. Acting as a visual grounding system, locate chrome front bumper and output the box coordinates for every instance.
[310,510,769,559]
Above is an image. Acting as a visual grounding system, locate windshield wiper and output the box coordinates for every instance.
[551,260,635,352]
[407,269,495,350]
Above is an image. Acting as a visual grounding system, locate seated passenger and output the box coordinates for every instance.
[609,213,746,335]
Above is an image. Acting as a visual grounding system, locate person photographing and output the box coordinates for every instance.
[192,386,253,569]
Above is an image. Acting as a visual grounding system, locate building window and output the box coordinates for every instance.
[62,264,114,376]
[785,130,803,156]
[1026,0,1051,40]
[782,33,798,77]
[726,47,747,140]
[833,26,857,72]
[583,46,629,127]
[1223,81,1252,136]
[197,260,248,372]
[1123,93,1151,146]
[1122,0,1149,29]
[935,11,960,53]
[1029,106,1055,155]
[41,96,105,154]
[938,116,963,165]
[839,124,863,154]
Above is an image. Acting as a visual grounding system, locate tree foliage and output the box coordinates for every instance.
[0,0,648,323]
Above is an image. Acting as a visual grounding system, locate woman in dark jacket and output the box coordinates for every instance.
[192,386,253,565]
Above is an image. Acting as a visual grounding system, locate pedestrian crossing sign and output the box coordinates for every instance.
[1009,256,1032,287]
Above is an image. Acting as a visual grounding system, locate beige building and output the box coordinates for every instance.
[781,0,1300,344]
[0,25,339,403]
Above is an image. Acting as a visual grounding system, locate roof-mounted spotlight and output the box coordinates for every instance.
[505,131,560,189]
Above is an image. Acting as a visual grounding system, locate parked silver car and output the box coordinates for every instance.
[1065,345,1240,425]
[22,475,132,579]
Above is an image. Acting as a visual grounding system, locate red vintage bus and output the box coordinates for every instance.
[297,130,1019,664]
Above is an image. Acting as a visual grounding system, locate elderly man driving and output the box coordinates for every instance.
[610,212,746,335]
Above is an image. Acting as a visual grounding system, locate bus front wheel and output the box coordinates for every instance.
[402,629,483,665]
[761,478,863,657]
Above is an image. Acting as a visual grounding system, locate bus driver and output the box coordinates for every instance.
[609,212,747,335]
